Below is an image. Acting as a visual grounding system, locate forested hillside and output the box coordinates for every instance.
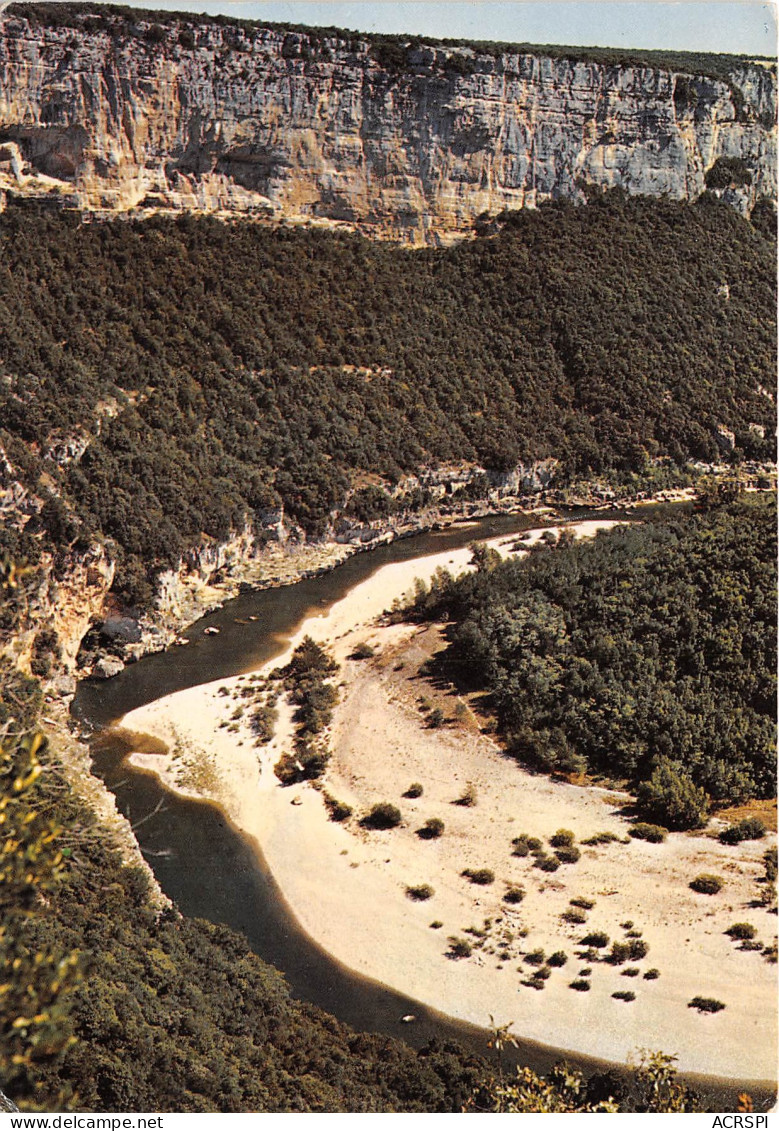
[0,192,775,604]
[406,497,777,822]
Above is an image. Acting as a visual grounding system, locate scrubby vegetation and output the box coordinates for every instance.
[689,874,724,895]
[719,817,767,844]
[511,834,542,857]
[9,2,770,93]
[447,937,473,959]
[405,499,776,819]
[361,802,402,829]
[689,997,726,1014]
[461,868,495,886]
[581,932,610,949]
[323,793,353,822]
[417,817,445,840]
[273,638,339,785]
[0,195,774,604]
[725,923,757,941]
[406,884,434,902]
[630,823,668,844]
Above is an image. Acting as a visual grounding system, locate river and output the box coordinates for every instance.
[73,502,774,1108]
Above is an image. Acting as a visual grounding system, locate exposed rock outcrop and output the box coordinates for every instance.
[0,12,775,242]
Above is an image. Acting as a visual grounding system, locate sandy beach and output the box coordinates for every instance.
[119,520,778,1085]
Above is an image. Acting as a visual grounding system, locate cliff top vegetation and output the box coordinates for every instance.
[5,2,775,84]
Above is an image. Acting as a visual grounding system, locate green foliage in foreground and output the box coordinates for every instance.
[0,193,775,603]
[406,498,777,817]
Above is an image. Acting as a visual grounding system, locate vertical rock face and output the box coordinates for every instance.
[0,12,775,241]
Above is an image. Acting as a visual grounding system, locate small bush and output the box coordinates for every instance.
[524,974,548,990]
[628,939,649,960]
[763,848,778,882]
[726,922,756,940]
[453,783,477,807]
[581,831,620,846]
[690,874,724,895]
[620,921,634,930]
[738,939,763,952]
[144,22,167,42]
[448,937,473,959]
[612,990,636,1002]
[429,920,443,929]
[511,834,541,856]
[719,817,766,845]
[406,883,434,901]
[562,908,587,924]
[629,823,667,843]
[643,968,660,980]
[607,941,630,965]
[569,979,591,992]
[621,967,640,978]
[570,897,595,910]
[549,829,575,848]
[554,845,581,864]
[462,868,495,885]
[361,802,402,829]
[688,996,726,1013]
[625,929,643,938]
[503,886,525,905]
[350,641,375,659]
[535,855,560,872]
[581,931,609,948]
[404,782,424,799]
[427,707,446,728]
[524,949,546,966]
[324,795,353,822]
[548,951,568,967]
[417,817,444,839]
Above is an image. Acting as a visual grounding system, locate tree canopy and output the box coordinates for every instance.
[0,193,774,603]
[406,497,777,820]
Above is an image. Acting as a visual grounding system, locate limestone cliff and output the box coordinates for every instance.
[0,9,775,242]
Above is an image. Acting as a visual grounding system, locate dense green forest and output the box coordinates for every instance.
[8,1,774,86]
[0,193,775,603]
[405,497,777,822]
